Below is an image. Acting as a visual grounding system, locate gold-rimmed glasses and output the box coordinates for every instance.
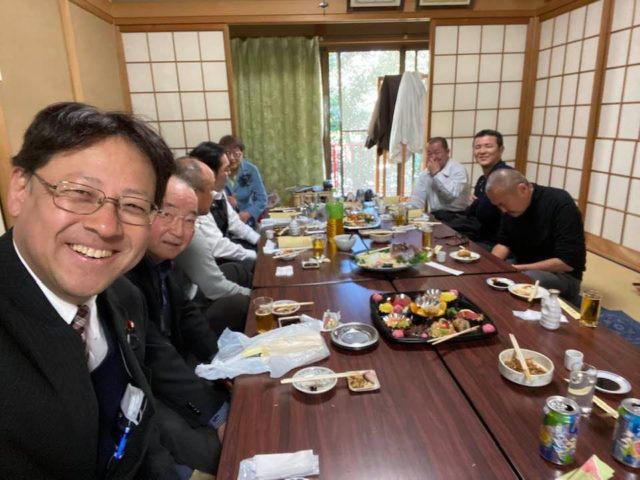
[32,172,157,226]
[155,208,198,231]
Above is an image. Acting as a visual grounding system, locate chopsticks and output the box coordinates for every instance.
[527,280,540,304]
[274,301,314,308]
[428,325,480,345]
[509,333,532,381]
[558,297,581,320]
[367,245,392,254]
[281,370,370,384]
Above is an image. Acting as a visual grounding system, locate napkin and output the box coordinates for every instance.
[275,266,294,277]
[237,449,320,480]
[513,309,569,323]
[263,239,277,255]
[557,454,614,480]
[424,261,464,276]
[278,236,313,249]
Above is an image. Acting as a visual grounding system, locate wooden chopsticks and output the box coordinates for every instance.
[527,280,539,305]
[509,333,532,381]
[558,297,581,320]
[428,325,480,345]
[280,370,370,384]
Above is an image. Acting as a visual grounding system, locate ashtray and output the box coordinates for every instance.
[331,322,379,350]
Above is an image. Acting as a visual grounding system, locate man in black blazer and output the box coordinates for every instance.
[127,176,228,475]
[0,102,178,479]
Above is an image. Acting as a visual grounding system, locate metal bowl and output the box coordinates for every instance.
[331,322,379,350]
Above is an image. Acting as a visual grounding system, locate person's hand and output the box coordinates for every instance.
[238,211,251,223]
[217,422,226,442]
[427,158,441,176]
[227,194,238,208]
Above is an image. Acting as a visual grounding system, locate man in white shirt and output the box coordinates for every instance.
[409,137,470,214]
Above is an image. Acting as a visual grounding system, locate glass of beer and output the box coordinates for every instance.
[579,289,601,328]
[421,225,433,249]
[393,204,407,226]
[312,235,325,259]
[253,296,274,333]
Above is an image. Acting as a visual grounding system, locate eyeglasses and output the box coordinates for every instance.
[32,172,157,226]
[155,209,198,230]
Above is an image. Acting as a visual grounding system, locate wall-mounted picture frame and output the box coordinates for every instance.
[416,0,472,8]
[347,0,404,11]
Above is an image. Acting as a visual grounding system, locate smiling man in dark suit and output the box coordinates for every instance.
[0,102,178,479]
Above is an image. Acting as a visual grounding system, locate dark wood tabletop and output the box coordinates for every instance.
[393,274,640,479]
[216,280,517,480]
[253,234,390,288]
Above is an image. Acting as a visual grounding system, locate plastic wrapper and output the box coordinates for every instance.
[237,449,319,480]
[195,323,329,380]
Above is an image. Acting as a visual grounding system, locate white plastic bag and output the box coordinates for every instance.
[195,323,329,380]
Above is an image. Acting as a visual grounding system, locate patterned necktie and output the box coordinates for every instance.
[72,304,90,361]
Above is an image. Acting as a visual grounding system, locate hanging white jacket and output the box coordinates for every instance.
[388,71,426,164]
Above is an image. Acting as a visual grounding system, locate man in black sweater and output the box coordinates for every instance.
[487,169,586,300]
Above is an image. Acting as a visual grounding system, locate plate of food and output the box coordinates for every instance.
[449,247,480,263]
[347,370,380,392]
[508,283,550,300]
[486,277,516,290]
[370,290,498,345]
[344,212,381,230]
[498,348,554,387]
[271,300,301,316]
[291,366,337,395]
[353,243,428,272]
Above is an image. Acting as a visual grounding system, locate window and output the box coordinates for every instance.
[326,48,429,197]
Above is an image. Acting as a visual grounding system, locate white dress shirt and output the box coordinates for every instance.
[409,159,471,212]
[208,192,259,261]
[14,241,107,371]
[176,213,251,301]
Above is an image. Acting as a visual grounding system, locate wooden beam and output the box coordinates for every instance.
[69,0,113,23]
[586,233,640,273]
[58,0,85,102]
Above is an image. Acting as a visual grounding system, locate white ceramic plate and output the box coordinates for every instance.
[271,300,301,316]
[595,370,631,394]
[449,251,481,263]
[498,348,554,387]
[508,283,550,300]
[292,366,337,395]
[486,277,516,291]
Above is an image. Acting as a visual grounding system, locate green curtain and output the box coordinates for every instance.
[231,37,324,200]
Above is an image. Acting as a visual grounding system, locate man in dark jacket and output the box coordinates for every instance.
[127,176,228,476]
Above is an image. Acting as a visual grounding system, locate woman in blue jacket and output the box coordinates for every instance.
[219,135,267,227]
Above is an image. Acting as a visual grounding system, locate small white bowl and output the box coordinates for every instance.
[334,234,356,251]
[370,232,393,243]
[292,366,337,395]
[498,348,554,387]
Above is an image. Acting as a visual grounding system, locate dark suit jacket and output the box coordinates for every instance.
[126,258,227,428]
[0,230,175,479]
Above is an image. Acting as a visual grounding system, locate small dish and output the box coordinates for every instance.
[331,322,379,350]
[334,234,356,251]
[595,370,631,394]
[486,277,516,291]
[347,370,381,392]
[508,283,550,300]
[449,250,481,263]
[369,232,393,244]
[271,300,301,316]
[292,366,337,395]
[499,348,554,387]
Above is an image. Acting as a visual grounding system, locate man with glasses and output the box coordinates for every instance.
[0,102,179,478]
[127,176,229,477]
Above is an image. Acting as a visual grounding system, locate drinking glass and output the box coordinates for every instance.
[579,289,602,328]
[567,362,597,416]
[312,235,325,259]
[253,296,274,333]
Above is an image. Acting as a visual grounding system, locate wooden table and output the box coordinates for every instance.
[394,274,640,479]
[216,281,517,479]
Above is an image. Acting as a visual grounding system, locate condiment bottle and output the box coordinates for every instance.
[540,289,562,330]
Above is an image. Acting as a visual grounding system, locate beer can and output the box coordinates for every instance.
[539,395,581,465]
[612,398,640,468]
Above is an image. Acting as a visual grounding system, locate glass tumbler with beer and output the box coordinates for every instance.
[579,289,602,328]
[421,224,433,249]
[253,296,275,333]
[312,235,325,259]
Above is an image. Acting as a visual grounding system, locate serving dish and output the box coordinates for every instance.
[508,283,550,300]
[344,212,381,230]
[347,370,381,392]
[330,322,379,350]
[369,232,393,243]
[370,290,498,345]
[498,348,554,387]
[292,367,337,394]
[353,243,427,272]
[486,277,516,291]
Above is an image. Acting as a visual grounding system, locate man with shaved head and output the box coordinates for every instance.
[486,169,586,299]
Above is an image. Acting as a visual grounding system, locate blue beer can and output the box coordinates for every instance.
[612,398,640,468]
[539,395,581,465]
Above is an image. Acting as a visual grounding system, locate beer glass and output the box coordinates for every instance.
[253,296,274,333]
[579,289,602,328]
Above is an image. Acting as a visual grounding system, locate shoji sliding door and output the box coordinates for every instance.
[120,29,234,157]
[527,1,603,201]
[587,0,640,254]
[429,22,528,185]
